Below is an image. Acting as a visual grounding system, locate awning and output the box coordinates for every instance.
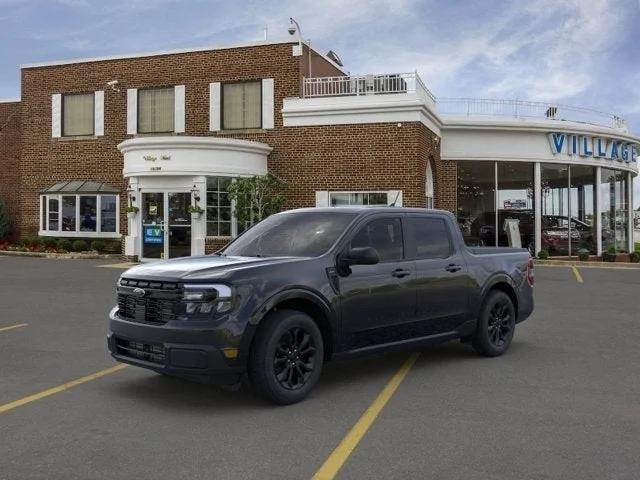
[41,180,120,194]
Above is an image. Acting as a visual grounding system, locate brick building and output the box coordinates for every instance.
[0,38,638,260]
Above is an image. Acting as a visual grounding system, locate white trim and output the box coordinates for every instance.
[315,191,329,207]
[174,85,186,133]
[282,94,442,135]
[126,88,137,135]
[534,162,542,254]
[209,82,221,131]
[262,78,275,129]
[38,231,122,239]
[628,171,634,253]
[20,39,347,74]
[94,90,104,136]
[0,98,20,103]
[51,94,62,138]
[595,166,602,256]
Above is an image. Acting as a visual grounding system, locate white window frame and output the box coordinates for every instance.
[39,194,121,238]
[205,176,235,238]
[52,91,104,138]
[426,161,435,209]
[326,191,402,207]
[221,80,263,130]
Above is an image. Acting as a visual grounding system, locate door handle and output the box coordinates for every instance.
[392,268,411,278]
[445,264,462,273]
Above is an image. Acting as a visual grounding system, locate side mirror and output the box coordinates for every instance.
[340,246,379,267]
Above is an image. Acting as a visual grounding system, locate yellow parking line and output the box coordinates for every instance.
[572,266,584,283]
[0,323,28,333]
[312,352,420,480]
[0,364,128,415]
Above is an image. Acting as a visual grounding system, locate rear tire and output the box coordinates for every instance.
[472,291,516,357]
[248,309,324,405]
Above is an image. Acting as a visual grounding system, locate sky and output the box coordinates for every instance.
[0,0,639,205]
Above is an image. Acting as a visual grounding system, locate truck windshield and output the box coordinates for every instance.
[222,212,357,258]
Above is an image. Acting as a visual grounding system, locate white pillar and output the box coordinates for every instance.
[628,171,634,253]
[534,162,541,255]
[125,176,140,258]
[595,167,602,256]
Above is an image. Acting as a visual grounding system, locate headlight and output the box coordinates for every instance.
[182,284,234,316]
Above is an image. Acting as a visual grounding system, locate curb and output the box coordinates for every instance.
[0,250,123,260]
[535,259,640,270]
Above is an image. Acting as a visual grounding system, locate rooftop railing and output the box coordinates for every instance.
[302,72,436,103]
[436,97,627,131]
[301,74,627,131]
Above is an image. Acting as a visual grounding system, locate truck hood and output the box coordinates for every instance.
[121,255,307,281]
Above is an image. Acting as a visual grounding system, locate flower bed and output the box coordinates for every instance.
[0,237,122,256]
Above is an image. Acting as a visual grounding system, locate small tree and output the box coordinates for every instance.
[227,174,285,229]
[0,197,10,241]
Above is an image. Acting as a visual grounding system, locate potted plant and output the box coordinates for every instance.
[630,251,640,263]
[577,248,590,262]
[537,249,549,260]
[126,206,139,220]
[188,205,204,219]
[603,245,617,262]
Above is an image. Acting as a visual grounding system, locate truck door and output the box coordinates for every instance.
[338,215,417,350]
[406,215,470,334]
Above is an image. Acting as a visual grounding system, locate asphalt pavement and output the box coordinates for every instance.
[0,256,638,479]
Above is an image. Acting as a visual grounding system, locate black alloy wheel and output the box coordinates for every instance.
[249,309,324,404]
[273,327,317,390]
[472,290,516,357]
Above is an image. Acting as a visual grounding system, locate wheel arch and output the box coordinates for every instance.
[241,289,337,361]
[481,275,519,320]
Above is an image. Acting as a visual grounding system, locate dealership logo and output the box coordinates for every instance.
[548,133,638,163]
[132,288,147,297]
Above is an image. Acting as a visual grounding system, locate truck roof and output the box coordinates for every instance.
[279,207,454,216]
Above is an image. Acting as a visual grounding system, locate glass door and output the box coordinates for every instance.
[141,192,192,261]
[168,192,191,259]
[142,192,165,260]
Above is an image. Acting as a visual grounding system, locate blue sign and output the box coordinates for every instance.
[548,132,638,163]
[144,227,163,244]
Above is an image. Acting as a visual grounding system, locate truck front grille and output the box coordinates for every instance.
[117,277,181,325]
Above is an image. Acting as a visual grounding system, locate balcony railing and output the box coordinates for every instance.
[437,98,627,131]
[302,72,436,103]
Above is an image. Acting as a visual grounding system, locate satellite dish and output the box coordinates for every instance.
[326,50,343,67]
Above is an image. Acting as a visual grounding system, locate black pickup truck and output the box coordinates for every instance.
[108,207,534,404]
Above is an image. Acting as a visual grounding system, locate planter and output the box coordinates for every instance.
[603,253,618,262]
[127,211,137,220]
[191,212,202,220]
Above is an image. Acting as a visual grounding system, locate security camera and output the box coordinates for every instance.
[107,80,118,86]
[288,25,296,35]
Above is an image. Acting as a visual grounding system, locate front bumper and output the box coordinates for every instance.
[107,308,244,385]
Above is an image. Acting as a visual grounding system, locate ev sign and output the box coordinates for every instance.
[548,132,638,163]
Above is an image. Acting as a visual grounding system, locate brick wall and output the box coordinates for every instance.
[15,41,452,245]
[0,101,22,240]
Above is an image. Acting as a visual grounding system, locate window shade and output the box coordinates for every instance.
[223,82,261,129]
[138,88,175,133]
[63,93,94,136]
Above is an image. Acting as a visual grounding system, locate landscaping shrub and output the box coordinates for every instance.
[21,237,43,249]
[58,239,73,252]
[90,240,106,252]
[71,239,88,252]
[577,249,590,261]
[537,249,549,260]
[630,252,640,263]
[40,236,58,250]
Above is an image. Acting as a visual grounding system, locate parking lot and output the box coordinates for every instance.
[1,256,639,480]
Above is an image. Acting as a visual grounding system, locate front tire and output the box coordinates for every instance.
[248,309,324,405]
[472,290,516,357]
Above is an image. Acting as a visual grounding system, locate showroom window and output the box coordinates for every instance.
[329,191,389,206]
[138,87,175,133]
[600,168,629,253]
[41,194,119,236]
[457,161,496,247]
[498,163,535,250]
[206,177,233,236]
[222,81,262,130]
[62,93,94,136]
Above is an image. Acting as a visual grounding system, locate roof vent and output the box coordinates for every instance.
[326,50,343,67]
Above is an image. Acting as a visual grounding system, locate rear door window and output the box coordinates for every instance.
[408,217,452,259]
[350,217,404,262]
